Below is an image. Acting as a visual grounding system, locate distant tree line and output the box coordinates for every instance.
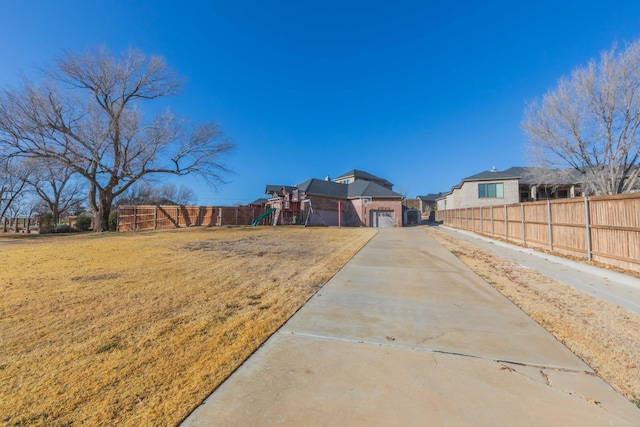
[0,47,233,231]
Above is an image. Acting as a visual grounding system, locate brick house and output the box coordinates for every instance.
[264,170,404,227]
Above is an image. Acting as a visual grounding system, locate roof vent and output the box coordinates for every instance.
[491,166,497,172]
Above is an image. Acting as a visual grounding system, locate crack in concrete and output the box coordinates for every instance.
[540,369,551,386]
[285,330,593,374]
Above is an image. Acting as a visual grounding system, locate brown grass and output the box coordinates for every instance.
[0,226,376,426]
[425,226,640,405]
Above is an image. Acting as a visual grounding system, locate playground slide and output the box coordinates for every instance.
[251,208,276,227]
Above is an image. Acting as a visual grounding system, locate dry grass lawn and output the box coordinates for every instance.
[0,226,376,426]
[425,226,640,407]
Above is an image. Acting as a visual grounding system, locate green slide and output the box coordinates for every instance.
[251,208,275,227]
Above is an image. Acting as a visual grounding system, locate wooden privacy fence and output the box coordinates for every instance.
[435,193,640,273]
[117,205,270,232]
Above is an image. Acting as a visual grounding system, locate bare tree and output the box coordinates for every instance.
[0,157,30,220]
[115,181,196,205]
[23,160,85,224]
[0,47,233,231]
[159,183,196,205]
[523,40,640,195]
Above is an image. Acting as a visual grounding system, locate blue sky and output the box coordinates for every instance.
[2,1,640,204]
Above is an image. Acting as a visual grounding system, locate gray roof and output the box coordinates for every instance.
[462,168,521,181]
[347,180,402,198]
[295,178,402,199]
[265,185,298,196]
[334,169,393,186]
[297,179,349,198]
[248,198,269,206]
[507,167,583,185]
[417,193,444,202]
[462,167,582,185]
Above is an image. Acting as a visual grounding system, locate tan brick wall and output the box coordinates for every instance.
[444,179,519,209]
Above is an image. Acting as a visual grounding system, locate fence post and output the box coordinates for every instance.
[133,206,137,231]
[176,207,180,228]
[547,199,553,251]
[504,204,508,241]
[235,207,239,225]
[584,196,592,261]
[521,203,525,245]
[154,206,158,230]
[462,208,465,229]
[490,205,494,236]
[117,207,120,232]
[479,207,483,234]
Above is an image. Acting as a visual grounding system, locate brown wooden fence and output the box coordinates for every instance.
[117,205,271,232]
[435,193,640,273]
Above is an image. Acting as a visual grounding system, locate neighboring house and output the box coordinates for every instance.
[264,170,404,227]
[416,193,444,213]
[403,193,444,222]
[436,167,583,210]
[248,198,269,207]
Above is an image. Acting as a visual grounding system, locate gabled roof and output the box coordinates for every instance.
[507,167,583,185]
[461,167,582,184]
[265,185,297,196]
[249,197,269,206]
[296,179,349,198]
[461,168,521,182]
[347,180,403,198]
[294,178,402,199]
[417,193,444,202]
[334,169,393,187]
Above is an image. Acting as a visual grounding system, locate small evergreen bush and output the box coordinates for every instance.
[55,224,71,233]
[39,214,55,234]
[108,211,118,231]
[75,215,92,232]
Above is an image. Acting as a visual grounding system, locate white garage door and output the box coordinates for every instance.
[371,210,394,227]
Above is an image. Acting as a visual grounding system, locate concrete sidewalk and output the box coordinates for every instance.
[181,228,640,426]
[431,224,640,314]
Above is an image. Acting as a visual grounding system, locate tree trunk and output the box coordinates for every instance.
[91,188,113,232]
[95,204,110,232]
[52,205,60,226]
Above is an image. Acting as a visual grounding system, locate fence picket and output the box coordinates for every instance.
[435,193,640,273]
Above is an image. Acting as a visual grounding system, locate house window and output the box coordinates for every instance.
[478,183,504,198]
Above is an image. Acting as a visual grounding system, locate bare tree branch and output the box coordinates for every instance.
[0,157,32,219]
[524,40,640,195]
[0,47,233,231]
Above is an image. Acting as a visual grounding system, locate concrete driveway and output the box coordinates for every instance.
[181,228,640,426]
